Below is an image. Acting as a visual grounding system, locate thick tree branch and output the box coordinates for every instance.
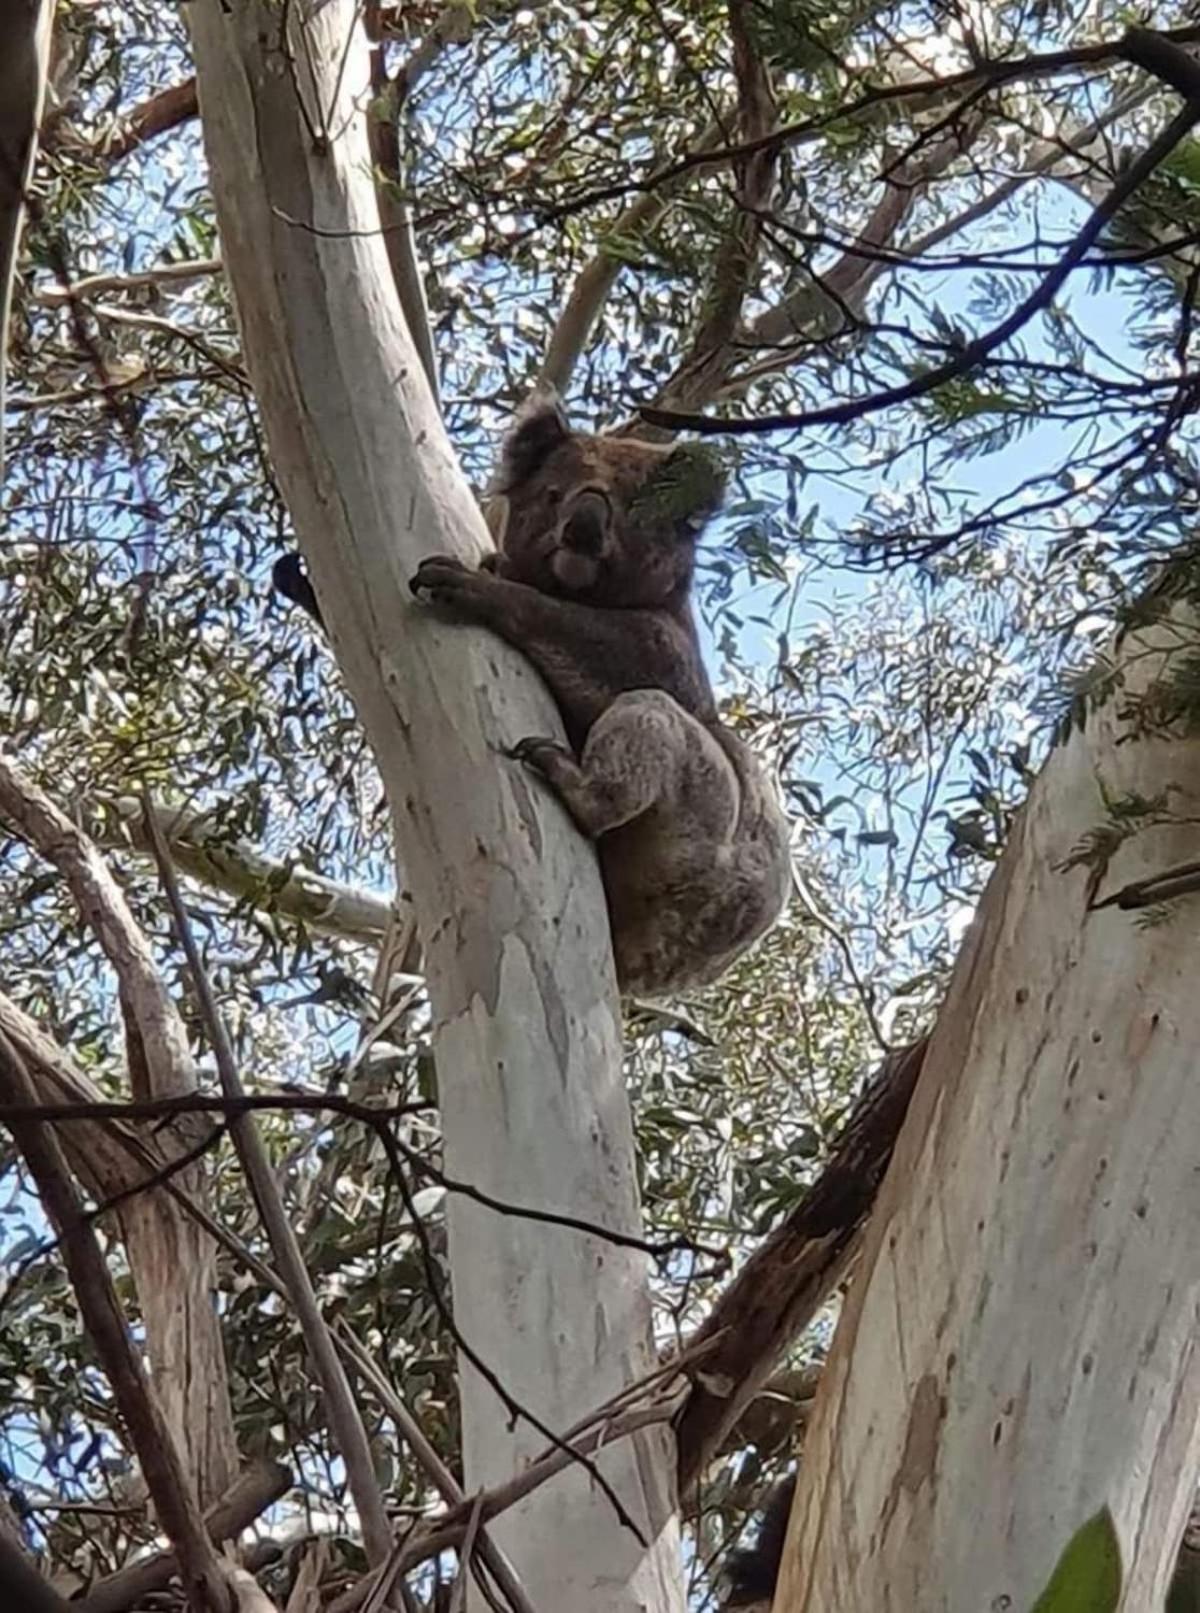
[643,71,1200,436]
[0,1535,72,1613]
[0,0,52,480]
[95,795,395,944]
[0,1040,232,1613]
[32,257,223,304]
[674,1038,927,1496]
[0,753,239,1501]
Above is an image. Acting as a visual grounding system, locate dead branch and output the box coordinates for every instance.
[339,1332,539,1613]
[76,1461,291,1613]
[0,1037,231,1613]
[329,1399,682,1613]
[674,1038,928,1495]
[143,807,393,1568]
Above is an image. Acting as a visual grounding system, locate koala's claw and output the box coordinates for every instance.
[410,554,478,597]
[506,736,572,774]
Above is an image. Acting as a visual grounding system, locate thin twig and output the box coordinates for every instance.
[142,802,394,1568]
[643,86,1200,435]
[336,1330,540,1613]
[0,1088,724,1260]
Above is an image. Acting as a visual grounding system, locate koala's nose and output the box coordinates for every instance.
[561,491,611,556]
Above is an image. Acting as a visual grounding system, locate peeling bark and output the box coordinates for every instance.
[780,607,1200,1610]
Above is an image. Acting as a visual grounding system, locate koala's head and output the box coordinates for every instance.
[490,396,726,610]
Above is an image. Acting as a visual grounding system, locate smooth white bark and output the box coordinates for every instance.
[186,5,681,1608]
[781,611,1200,1610]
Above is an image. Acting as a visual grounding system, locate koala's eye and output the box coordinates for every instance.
[544,488,562,508]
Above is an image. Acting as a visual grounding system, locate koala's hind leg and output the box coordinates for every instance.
[512,689,733,840]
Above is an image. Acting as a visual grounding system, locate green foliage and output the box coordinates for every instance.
[1030,1508,1122,1613]
[3,0,1200,1602]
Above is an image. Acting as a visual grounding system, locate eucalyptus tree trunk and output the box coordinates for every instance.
[779,606,1200,1611]
[186,4,682,1609]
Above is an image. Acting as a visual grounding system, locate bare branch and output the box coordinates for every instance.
[76,1461,291,1613]
[99,78,199,161]
[0,1038,231,1613]
[0,752,239,1500]
[536,118,730,396]
[0,750,196,1098]
[745,119,975,361]
[32,256,223,304]
[95,795,396,944]
[675,1039,927,1495]
[1123,24,1200,100]
[643,86,1200,436]
[143,807,394,1568]
[338,1332,540,1613]
[330,1399,683,1613]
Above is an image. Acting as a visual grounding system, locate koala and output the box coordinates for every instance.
[411,397,791,999]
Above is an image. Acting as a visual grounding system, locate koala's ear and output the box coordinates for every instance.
[500,393,572,487]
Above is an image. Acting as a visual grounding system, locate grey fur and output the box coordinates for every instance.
[412,401,790,997]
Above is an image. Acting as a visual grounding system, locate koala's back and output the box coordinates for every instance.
[586,692,791,998]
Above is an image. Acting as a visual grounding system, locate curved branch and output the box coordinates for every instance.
[0,753,240,1502]
[536,118,730,396]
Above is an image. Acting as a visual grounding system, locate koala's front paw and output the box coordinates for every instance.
[410,554,494,609]
[505,736,574,776]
